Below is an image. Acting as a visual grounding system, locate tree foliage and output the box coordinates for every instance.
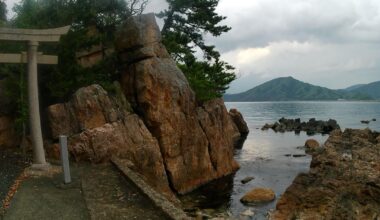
[0,0,6,24]
[0,0,148,134]
[158,0,236,101]
[5,0,148,101]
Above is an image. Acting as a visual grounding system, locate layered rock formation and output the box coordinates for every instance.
[115,14,240,194]
[47,84,172,197]
[272,129,380,219]
[47,13,244,197]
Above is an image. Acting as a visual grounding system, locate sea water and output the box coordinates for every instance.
[180,101,380,219]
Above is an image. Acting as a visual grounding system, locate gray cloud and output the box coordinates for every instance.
[213,0,380,51]
[5,0,380,92]
[210,0,380,92]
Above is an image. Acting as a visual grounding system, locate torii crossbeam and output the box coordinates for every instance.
[0,26,70,169]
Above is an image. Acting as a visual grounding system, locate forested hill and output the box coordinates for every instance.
[224,77,373,101]
[346,81,380,99]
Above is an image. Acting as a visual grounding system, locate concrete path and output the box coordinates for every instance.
[3,164,89,220]
[81,164,169,220]
[2,163,170,220]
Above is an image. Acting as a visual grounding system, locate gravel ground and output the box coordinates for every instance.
[0,149,31,206]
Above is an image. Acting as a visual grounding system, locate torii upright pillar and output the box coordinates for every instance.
[27,41,46,165]
[0,26,70,169]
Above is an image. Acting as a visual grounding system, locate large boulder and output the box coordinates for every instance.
[47,84,172,197]
[240,188,275,204]
[47,84,121,139]
[229,108,249,135]
[116,13,240,194]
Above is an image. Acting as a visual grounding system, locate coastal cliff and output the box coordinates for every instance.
[47,13,246,196]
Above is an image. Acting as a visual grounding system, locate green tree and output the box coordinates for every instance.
[0,0,6,24]
[9,0,149,101]
[0,0,148,135]
[158,0,236,101]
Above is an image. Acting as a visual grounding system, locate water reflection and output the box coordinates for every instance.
[180,174,235,212]
[234,134,248,150]
[179,101,380,219]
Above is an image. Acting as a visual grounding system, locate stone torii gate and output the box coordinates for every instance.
[0,26,70,169]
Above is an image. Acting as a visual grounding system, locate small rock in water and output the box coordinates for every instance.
[293,154,306,158]
[372,118,377,121]
[284,154,292,157]
[361,120,370,124]
[240,188,275,204]
[241,208,255,217]
[241,176,255,184]
[305,139,320,152]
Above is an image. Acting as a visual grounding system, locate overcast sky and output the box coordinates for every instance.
[5,0,380,93]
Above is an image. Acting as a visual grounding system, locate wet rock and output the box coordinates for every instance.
[271,129,380,219]
[240,188,275,204]
[372,118,376,121]
[292,154,306,158]
[47,84,172,199]
[361,120,370,124]
[305,139,320,148]
[117,13,240,194]
[241,208,255,217]
[304,139,320,154]
[262,117,340,135]
[229,108,249,135]
[241,176,254,184]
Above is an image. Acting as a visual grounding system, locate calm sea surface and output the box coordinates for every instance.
[181,101,380,219]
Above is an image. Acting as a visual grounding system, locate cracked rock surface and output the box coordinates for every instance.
[272,129,380,219]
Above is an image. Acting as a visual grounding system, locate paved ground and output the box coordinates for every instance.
[2,163,89,220]
[0,149,30,207]
[82,164,169,220]
[1,163,170,220]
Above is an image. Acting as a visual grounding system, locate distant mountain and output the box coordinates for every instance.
[224,77,373,102]
[344,84,365,91]
[349,81,380,99]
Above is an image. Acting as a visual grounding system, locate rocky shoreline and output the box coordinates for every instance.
[262,117,340,135]
[272,128,380,219]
